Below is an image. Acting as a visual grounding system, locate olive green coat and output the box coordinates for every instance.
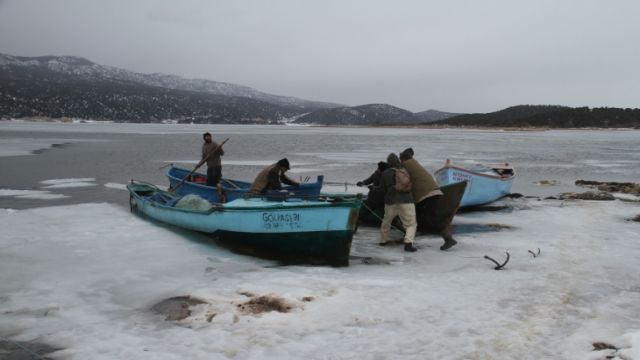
[200,141,224,167]
[402,158,442,203]
[250,164,297,194]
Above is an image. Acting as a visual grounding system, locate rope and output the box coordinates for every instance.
[0,336,51,360]
[359,199,403,232]
[323,181,359,192]
[324,181,359,186]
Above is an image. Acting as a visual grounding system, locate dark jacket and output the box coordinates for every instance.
[250,164,297,194]
[361,169,383,186]
[379,154,413,205]
[200,141,224,167]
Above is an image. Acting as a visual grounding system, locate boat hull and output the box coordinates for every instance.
[166,166,324,203]
[358,181,467,234]
[435,165,514,207]
[212,230,354,266]
[128,182,359,266]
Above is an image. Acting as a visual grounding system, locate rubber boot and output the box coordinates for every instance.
[404,243,418,252]
[440,230,457,251]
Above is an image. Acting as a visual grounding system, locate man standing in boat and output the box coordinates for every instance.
[379,153,418,252]
[250,158,300,194]
[196,132,224,187]
[399,148,456,250]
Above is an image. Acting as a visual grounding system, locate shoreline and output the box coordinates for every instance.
[1,118,638,131]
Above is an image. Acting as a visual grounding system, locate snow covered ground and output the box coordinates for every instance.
[1,198,639,359]
[1,122,639,358]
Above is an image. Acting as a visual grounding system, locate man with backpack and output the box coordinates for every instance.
[378,153,418,252]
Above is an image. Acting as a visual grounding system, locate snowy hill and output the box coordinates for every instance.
[293,104,456,125]
[0,53,344,122]
[414,109,461,122]
[0,53,340,111]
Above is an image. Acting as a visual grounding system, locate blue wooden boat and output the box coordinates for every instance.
[434,160,515,207]
[128,181,360,266]
[166,165,324,203]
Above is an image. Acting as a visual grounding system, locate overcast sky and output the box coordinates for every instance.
[1,0,639,113]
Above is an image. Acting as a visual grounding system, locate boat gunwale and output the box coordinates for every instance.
[165,166,250,193]
[165,165,323,192]
[128,184,361,215]
[435,165,516,182]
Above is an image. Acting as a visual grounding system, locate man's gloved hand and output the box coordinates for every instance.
[356,181,364,187]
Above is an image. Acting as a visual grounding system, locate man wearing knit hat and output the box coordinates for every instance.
[399,147,457,250]
[378,153,418,252]
[250,158,300,194]
[196,132,224,187]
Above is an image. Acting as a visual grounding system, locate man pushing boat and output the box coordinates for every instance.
[399,148,457,250]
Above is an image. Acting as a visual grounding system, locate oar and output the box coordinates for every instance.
[222,178,241,189]
[169,137,230,192]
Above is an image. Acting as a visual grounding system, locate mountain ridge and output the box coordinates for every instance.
[432,105,640,128]
[0,52,460,124]
[0,53,342,111]
[5,53,633,128]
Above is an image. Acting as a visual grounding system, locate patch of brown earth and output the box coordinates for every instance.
[302,296,315,302]
[576,180,640,194]
[151,296,208,321]
[559,191,615,201]
[535,180,560,186]
[592,341,618,351]
[629,215,640,223]
[237,295,292,314]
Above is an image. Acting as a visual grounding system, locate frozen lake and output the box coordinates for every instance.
[1,121,640,359]
[1,121,639,209]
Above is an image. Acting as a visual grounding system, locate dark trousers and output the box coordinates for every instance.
[206,166,222,186]
[415,194,444,232]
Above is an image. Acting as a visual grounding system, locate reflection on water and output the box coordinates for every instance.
[1,123,639,209]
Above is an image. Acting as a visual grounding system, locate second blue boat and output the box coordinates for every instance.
[166,165,324,203]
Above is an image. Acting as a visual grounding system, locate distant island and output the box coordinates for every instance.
[1,53,638,128]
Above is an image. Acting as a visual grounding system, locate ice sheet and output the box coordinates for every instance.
[104,182,128,190]
[0,138,65,157]
[39,178,97,189]
[0,189,69,200]
[1,200,639,359]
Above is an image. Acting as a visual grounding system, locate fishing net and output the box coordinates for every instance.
[175,194,212,211]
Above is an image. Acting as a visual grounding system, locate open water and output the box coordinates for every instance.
[1,122,639,209]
